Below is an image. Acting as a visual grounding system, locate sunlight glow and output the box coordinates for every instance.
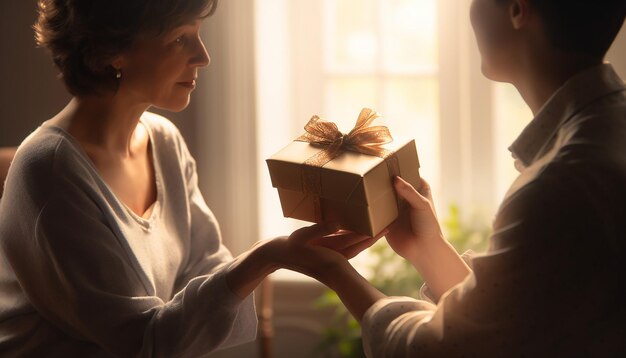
[257,0,440,247]
[346,33,377,62]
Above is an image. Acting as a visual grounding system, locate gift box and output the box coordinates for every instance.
[266,108,421,237]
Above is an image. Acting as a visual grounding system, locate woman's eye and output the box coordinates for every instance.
[174,36,186,45]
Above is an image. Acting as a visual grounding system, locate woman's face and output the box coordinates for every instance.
[116,20,210,112]
[470,0,518,82]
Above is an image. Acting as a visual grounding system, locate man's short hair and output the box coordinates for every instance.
[501,0,626,58]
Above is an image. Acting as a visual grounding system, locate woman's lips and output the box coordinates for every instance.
[177,79,197,89]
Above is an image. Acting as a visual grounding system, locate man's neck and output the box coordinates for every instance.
[512,52,602,115]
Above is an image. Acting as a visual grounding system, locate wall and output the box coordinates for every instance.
[0,1,199,151]
[0,1,68,146]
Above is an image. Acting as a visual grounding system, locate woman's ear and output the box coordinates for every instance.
[509,0,531,29]
[111,55,126,72]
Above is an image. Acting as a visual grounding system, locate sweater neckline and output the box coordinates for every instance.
[40,117,164,229]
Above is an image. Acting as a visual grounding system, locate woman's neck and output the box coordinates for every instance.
[49,95,150,157]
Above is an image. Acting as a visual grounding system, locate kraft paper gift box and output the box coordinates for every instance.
[266,108,421,237]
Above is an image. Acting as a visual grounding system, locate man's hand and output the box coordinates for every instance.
[385,176,471,300]
[385,176,444,262]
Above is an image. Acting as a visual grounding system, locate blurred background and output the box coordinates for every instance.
[1,0,625,357]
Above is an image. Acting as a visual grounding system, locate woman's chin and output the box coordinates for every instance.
[155,98,191,113]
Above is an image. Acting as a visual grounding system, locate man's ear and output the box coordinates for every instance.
[509,0,531,29]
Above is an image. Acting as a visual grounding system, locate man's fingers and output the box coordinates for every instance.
[417,177,433,198]
[394,176,430,210]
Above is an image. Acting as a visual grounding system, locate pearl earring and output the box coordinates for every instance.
[116,69,122,79]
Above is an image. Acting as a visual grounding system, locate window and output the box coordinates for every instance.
[255,0,533,273]
[257,0,440,239]
[323,0,440,204]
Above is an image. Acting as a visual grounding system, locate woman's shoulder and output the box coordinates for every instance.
[141,111,193,163]
[12,126,68,178]
[5,126,96,205]
[141,112,184,142]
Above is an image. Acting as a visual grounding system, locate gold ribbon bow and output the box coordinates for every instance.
[296,108,401,223]
[297,108,394,167]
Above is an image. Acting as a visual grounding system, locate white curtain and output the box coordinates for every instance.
[194,0,259,255]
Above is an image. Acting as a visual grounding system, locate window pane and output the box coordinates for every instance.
[382,77,439,188]
[381,0,438,73]
[324,0,377,72]
[324,77,378,131]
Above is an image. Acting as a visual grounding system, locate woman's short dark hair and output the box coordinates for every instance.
[34,0,218,96]
[498,0,626,58]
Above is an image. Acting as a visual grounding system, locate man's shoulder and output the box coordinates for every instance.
[559,88,625,158]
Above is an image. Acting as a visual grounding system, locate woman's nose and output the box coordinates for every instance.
[191,37,210,67]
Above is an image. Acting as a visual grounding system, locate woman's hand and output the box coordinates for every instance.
[259,224,383,283]
[226,224,381,300]
[261,224,348,281]
[310,228,387,260]
[226,224,387,321]
[263,224,386,320]
[385,176,444,262]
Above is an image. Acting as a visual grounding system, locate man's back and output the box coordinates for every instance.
[362,64,626,356]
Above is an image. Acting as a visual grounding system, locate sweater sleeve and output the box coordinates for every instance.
[171,127,258,349]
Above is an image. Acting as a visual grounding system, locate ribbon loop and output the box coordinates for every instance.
[297,108,394,163]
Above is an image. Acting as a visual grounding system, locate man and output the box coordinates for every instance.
[303,0,626,356]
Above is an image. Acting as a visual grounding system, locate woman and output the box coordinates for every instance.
[0,0,378,356]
